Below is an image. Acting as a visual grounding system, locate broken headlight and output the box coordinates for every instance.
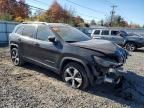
[93,56,122,68]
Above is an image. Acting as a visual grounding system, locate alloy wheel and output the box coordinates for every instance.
[125,43,136,51]
[64,67,82,88]
[11,49,20,65]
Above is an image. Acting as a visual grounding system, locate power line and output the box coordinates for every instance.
[28,4,46,11]
[77,12,100,20]
[30,0,50,6]
[28,4,94,22]
[30,0,99,19]
[65,0,106,15]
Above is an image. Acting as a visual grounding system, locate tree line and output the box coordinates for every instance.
[0,0,143,28]
[0,0,30,22]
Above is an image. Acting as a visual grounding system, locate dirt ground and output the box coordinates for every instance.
[0,47,144,108]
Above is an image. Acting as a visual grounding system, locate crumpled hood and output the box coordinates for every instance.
[71,39,119,54]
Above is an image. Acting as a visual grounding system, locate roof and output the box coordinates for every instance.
[22,22,69,27]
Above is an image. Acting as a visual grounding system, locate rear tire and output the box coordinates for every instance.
[125,42,137,52]
[11,48,24,66]
[62,62,89,90]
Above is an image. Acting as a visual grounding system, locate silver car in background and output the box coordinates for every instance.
[91,28,144,51]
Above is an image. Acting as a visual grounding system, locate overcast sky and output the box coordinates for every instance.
[26,0,144,26]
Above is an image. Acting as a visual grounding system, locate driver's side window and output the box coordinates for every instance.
[37,25,51,41]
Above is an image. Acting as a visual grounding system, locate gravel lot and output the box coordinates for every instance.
[0,47,144,108]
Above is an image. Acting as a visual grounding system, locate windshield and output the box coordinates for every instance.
[51,26,91,42]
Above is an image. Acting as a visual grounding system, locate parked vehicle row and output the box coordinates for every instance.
[9,22,128,90]
[77,27,93,37]
[91,29,144,51]
[79,27,144,51]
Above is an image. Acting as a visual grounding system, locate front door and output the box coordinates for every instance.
[32,25,62,69]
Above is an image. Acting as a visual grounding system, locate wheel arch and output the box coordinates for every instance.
[59,57,94,85]
[10,43,18,50]
[124,41,137,47]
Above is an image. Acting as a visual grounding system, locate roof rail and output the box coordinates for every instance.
[22,21,47,25]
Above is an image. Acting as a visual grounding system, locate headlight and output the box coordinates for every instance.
[93,56,122,68]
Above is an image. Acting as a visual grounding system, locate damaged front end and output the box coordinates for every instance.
[93,48,128,84]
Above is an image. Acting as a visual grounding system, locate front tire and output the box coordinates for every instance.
[125,42,137,51]
[11,48,24,66]
[62,62,89,90]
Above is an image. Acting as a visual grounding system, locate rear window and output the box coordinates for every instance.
[94,30,100,35]
[101,30,109,35]
[22,25,36,38]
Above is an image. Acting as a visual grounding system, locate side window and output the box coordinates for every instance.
[101,30,109,35]
[22,25,36,38]
[15,26,24,35]
[111,30,120,36]
[94,30,100,35]
[37,25,51,41]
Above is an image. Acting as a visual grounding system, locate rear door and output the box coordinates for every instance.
[100,30,111,41]
[32,25,62,68]
[20,24,37,59]
[110,30,125,45]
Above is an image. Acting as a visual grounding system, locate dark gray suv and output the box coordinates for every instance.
[9,22,128,89]
[91,29,144,51]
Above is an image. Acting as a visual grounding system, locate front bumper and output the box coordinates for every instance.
[90,48,128,85]
[104,67,125,84]
[95,67,126,84]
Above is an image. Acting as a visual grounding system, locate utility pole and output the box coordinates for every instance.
[110,5,117,27]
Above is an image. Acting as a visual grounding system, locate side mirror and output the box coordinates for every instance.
[48,36,56,43]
